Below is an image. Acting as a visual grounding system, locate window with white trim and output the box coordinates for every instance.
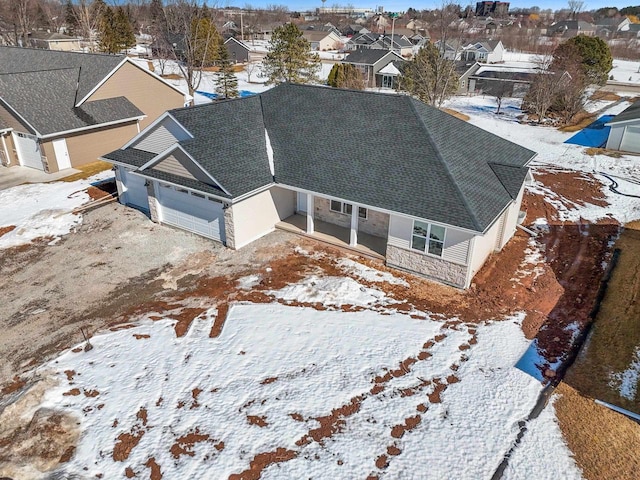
[330,201,368,219]
[411,220,446,257]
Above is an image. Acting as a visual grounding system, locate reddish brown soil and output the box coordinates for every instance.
[190,388,202,409]
[169,428,211,459]
[247,415,268,427]
[64,370,75,382]
[113,431,144,461]
[83,389,99,397]
[375,454,389,469]
[0,225,16,238]
[296,396,363,447]
[63,388,80,396]
[260,377,278,385]
[58,446,75,463]
[210,303,230,338]
[1,375,26,395]
[87,180,116,201]
[387,445,401,456]
[289,413,304,422]
[228,448,297,480]
[214,441,225,451]
[144,457,162,480]
[133,334,150,340]
[124,466,136,478]
[136,407,148,427]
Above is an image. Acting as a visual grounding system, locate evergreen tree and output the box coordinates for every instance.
[327,63,364,90]
[398,43,459,107]
[215,43,239,99]
[262,23,320,85]
[65,0,78,35]
[191,14,220,67]
[554,35,613,86]
[98,6,117,53]
[115,7,136,51]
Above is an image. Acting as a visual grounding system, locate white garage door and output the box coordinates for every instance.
[620,126,640,153]
[120,168,150,211]
[157,184,225,242]
[13,132,44,170]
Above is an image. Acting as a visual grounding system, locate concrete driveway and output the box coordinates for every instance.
[0,164,79,190]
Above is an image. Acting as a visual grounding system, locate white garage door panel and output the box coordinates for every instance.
[121,169,150,211]
[620,126,640,153]
[13,133,44,170]
[158,186,225,241]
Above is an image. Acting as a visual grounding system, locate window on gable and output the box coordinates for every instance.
[411,220,445,257]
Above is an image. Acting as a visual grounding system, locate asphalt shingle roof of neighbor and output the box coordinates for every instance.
[0,46,123,101]
[344,49,403,66]
[109,84,535,232]
[137,168,229,198]
[0,68,143,135]
[607,101,640,124]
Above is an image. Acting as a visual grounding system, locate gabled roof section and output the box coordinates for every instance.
[0,68,143,135]
[0,46,122,102]
[606,101,640,125]
[344,49,404,66]
[168,95,273,198]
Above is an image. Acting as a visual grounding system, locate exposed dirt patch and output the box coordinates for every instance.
[260,376,278,385]
[144,457,162,480]
[133,334,150,340]
[296,396,363,446]
[589,90,621,102]
[387,445,401,456]
[190,388,202,409]
[58,445,75,463]
[555,382,640,480]
[83,389,99,398]
[247,415,268,427]
[289,413,304,422]
[113,430,145,462]
[0,225,16,238]
[169,428,212,459]
[375,454,389,469]
[1,375,26,395]
[63,388,80,396]
[87,180,117,201]
[229,448,297,480]
[125,466,136,477]
[63,370,75,382]
[137,407,148,427]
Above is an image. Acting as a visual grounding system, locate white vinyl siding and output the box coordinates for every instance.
[620,125,640,153]
[133,117,190,154]
[152,155,197,180]
[606,125,624,150]
[13,132,44,170]
[387,214,472,265]
[119,167,150,211]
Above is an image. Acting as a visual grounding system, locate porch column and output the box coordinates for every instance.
[349,205,358,247]
[306,193,314,234]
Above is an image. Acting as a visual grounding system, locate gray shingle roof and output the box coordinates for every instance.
[0,68,143,135]
[344,49,404,66]
[107,84,535,232]
[103,148,155,167]
[0,46,123,101]
[607,100,640,124]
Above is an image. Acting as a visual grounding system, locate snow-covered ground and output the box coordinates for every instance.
[26,280,578,479]
[0,171,113,249]
[609,58,640,83]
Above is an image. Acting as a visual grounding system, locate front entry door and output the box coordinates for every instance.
[52,138,72,170]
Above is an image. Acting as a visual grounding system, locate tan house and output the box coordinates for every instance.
[0,47,187,173]
[29,32,82,52]
[103,84,536,289]
[302,30,342,51]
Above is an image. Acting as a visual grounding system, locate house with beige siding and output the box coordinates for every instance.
[0,47,187,174]
[103,84,535,288]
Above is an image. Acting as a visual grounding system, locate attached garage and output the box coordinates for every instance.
[156,183,225,242]
[13,132,44,170]
[119,168,150,211]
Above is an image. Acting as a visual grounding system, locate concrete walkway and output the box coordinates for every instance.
[0,165,80,190]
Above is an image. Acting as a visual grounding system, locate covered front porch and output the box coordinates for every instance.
[275,192,388,260]
[277,214,387,260]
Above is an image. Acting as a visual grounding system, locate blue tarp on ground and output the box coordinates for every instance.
[195,90,256,100]
[564,115,614,148]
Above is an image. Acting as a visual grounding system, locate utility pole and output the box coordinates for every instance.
[389,12,398,54]
[240,10,244,41]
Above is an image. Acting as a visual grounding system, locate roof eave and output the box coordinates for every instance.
[40,115,146,139]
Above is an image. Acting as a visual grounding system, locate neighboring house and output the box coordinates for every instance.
[302,30,342,51]
[29,32,81,51]
[343,49,405,88]
[341,24,369,36]
[460,39,505,63]
[547,20,597,37]
[102,84,536,289]
[606,101,640,153]
[434,39,462,60]
[467,64,537,97]
[595,16,631,37]
[302,23,342,37]
[346,32,413,57]
[0,47,187,173]
[225,37,250,63]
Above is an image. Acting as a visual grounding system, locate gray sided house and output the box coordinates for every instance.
[224,37,250,63]
[103,84,535,289]
[606,101,640,153]
[343,50,405,89]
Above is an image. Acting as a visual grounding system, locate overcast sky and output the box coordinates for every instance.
[222,1,634,13]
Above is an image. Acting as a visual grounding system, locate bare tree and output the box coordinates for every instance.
[163,0,222,104]
[523,54,559,123]
[12,0,35,46]
[71,0,106,51]
[244,60,260,83]
[567,0,583,20]
[485,80,511,114]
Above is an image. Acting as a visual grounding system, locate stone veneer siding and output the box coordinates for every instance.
[314,197,351,228]
[358,209,389,238]
[224,206,235,249]
[386,244,468,288]
[314,197,389,238]
[147,182,160,223]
